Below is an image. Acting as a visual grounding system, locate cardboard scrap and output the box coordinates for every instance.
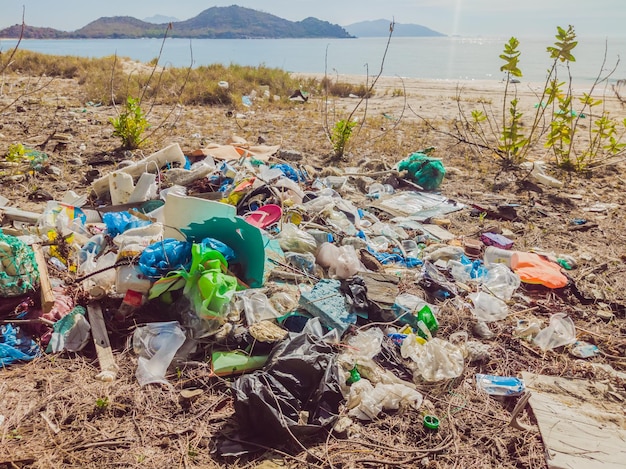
[522,372,626,469]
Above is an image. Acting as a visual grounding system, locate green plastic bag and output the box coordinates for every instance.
[397,152,446,191]
[149,244,238,320]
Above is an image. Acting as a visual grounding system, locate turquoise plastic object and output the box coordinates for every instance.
[397,152,446,191]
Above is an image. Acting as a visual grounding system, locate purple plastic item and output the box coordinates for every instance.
[480,232,514,250]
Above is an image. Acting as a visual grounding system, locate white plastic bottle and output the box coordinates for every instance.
[483,246,514,267]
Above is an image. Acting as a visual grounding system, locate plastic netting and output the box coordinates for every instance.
[0,231,40,297]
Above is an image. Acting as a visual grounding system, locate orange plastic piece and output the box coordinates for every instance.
[511,252,568,289]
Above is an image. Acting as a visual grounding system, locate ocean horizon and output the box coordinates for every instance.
[1,36,625,85]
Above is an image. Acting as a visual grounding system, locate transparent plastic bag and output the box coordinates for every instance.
[317,243,362,279]
[533,313,576,351]
[469,291,509,322]
[276,223,317,254]
[236,289,281,325]
[482,263,520,301]
[133,321,186,387]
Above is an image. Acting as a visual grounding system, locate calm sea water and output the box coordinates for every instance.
[1,36,625,84]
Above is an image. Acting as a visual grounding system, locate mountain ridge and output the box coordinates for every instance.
[344,19,445,37]
[0,5,353,39]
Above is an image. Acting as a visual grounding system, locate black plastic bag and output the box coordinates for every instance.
[226,330,342,451]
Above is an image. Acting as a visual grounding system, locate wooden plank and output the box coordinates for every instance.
[32,244,55,313]
[522,372,626,469]
[87,303,119,382]
[0,206,42,224]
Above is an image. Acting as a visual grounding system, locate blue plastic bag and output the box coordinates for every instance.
[0,324,40,366]
[103,211,151,237]
[139,239,193,279]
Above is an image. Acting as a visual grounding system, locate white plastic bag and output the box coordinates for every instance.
[401,336,465,382]
[346,380,423,420]
[316,243,363,279]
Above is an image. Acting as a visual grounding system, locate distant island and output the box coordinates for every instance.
[0,6,444,40]
[344,19,444,37]
[0,5,352,39]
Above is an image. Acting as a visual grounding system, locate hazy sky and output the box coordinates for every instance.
[2,0,625,38]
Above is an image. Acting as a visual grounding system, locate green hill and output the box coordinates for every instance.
[0,5,353,39]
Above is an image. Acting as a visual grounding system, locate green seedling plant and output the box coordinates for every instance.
[95,396,109,410]
[110,96,149,150]
[331,119,357,159]
[462,25,625,174]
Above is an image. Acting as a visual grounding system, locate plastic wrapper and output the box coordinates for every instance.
[533,313,577,351]
[133,321,186,387]
[345,379,423,420]
[469,291,509,322]
[276,223,317,254]
[476,374,525,396]
[401,335,465,382]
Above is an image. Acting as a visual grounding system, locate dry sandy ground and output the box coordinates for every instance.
[0,73,625,468]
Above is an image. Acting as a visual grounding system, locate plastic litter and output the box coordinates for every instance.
[569,341,600,358]
[149,244,238,320]
[533,313,577,351]
[46,305,90,353]
[476,373,525,396]
[392,293,439,339]
[138,239,192,280]
[211,350,269,376]
[401,336,464,382]
[397,152,446,191]
[316,243,362,279]
[345,379,423,420]
[228,327,342,449]
[481,263,520,301]
[133,321,186,387]
[0,232,39,297]
[468,291,509,322]
[0,324,40,366]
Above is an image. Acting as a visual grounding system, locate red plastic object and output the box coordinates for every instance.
[244,204,283,229]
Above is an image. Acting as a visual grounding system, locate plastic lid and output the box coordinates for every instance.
[423,415,440,430]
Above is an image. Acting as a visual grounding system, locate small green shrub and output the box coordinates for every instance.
[331,119,357,158]
[110,97,149,150]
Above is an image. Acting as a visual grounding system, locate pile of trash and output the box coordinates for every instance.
[0,140,589,454]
